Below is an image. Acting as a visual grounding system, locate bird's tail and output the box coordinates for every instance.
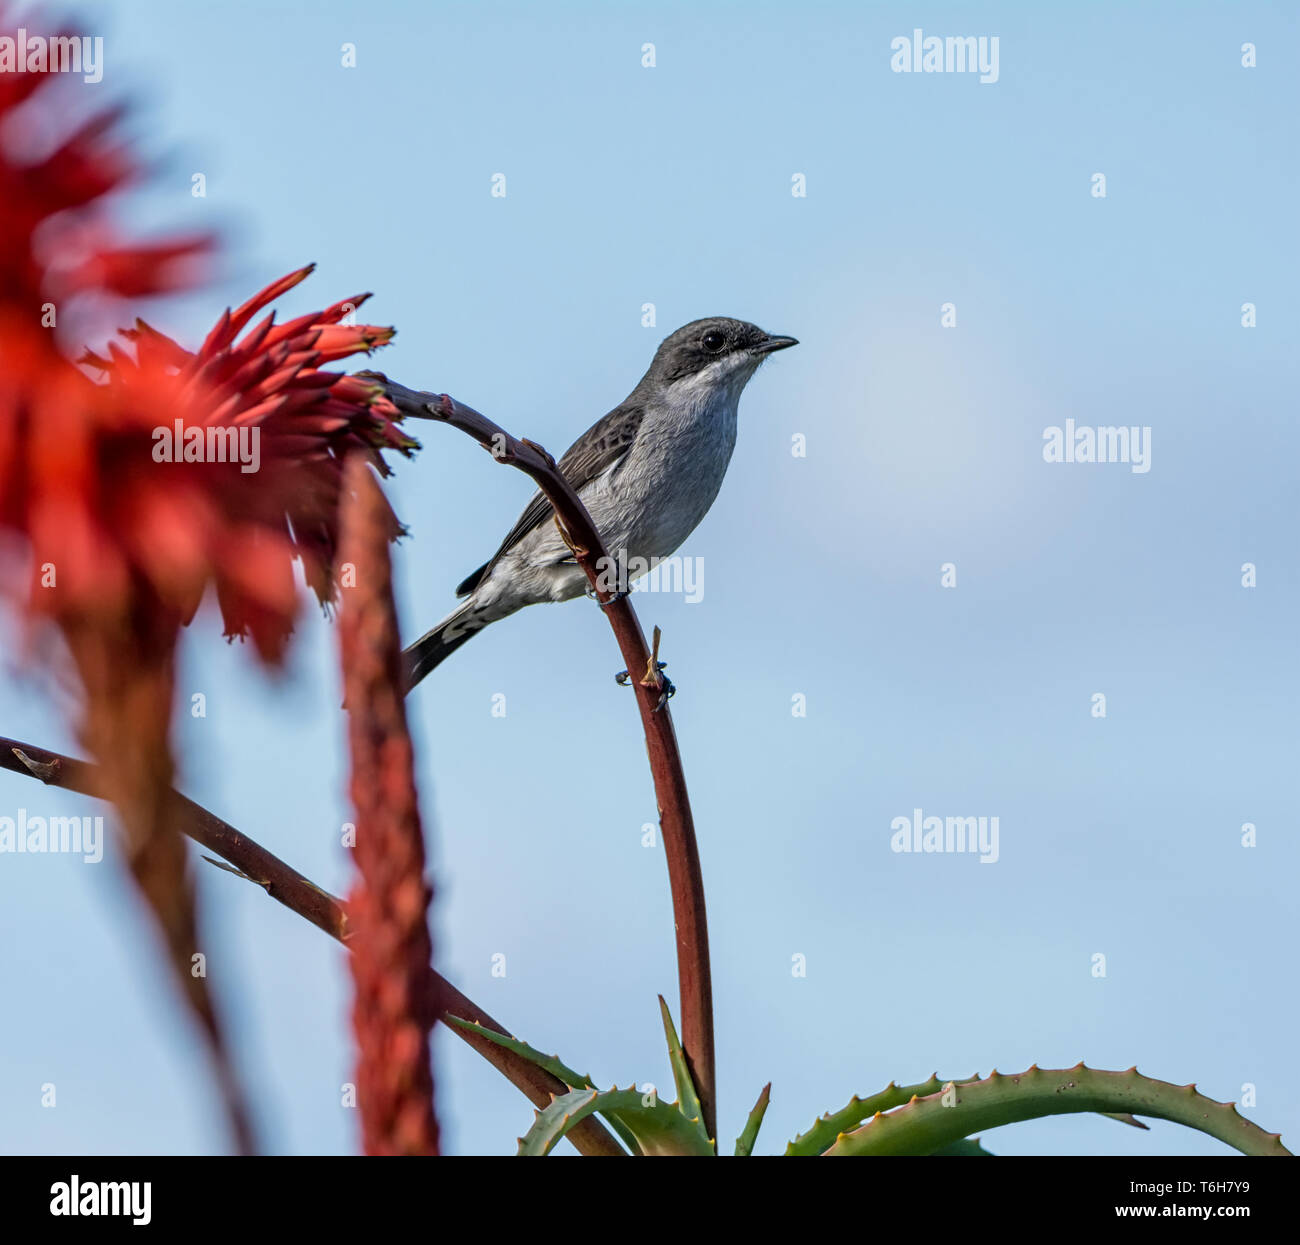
[402,600,489,694]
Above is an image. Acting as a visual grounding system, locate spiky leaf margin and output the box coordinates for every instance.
[785,1074,982,1156]
[823,1065,1291,1157]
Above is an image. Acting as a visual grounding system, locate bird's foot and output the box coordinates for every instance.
[587,585,631,606]
[649,665,675,712]
[614,626,675,712]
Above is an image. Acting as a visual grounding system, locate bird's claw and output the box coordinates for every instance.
[587,585,630,606]
[617,626,676,712]
[614,660,674,709]
[651,669,676,713]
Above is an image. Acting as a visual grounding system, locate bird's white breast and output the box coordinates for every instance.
[587,362,749,561]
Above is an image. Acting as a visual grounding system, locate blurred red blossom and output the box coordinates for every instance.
[1,3,417,659]
[0,1,248,1151]
[0,4,423,1153]
[2,265,418,664]
[0,29,211,352]
[80,264,419,658]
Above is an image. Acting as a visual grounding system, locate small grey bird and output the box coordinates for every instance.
[402,317,797,691]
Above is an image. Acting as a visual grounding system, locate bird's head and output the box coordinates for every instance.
[645,317,798,402]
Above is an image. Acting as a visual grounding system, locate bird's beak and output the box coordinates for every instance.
[753,334,798,355]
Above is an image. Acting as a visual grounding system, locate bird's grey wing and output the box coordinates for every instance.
[454,403,645,597]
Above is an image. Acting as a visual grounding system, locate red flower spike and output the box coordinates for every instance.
[339,456,440,1157]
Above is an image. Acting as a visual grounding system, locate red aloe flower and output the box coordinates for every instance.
[83,264,420,658]
[0,4,421,1153]
[1,3,414,657]
[0,17,210,361]
[0,2,248,1151]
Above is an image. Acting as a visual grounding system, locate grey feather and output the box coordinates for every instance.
[455,402,645,596]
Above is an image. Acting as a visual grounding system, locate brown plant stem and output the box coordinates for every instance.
[370,375,717,1142]
[0,735,626,1157]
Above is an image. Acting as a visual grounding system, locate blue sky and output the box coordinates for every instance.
[1,0,1297,1155]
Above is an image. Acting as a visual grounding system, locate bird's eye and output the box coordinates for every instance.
[701,330,726,353]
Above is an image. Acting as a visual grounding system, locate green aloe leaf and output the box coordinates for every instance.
[446,1016,643,1155]
[450,1013,715,1157]
[446,1016,595,1089]
[734,1083,771,1156]
[519,1087,716,1157]
[657,995,707,1138]
[822,1065,1291,1157]
[785,1073,981,1156]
